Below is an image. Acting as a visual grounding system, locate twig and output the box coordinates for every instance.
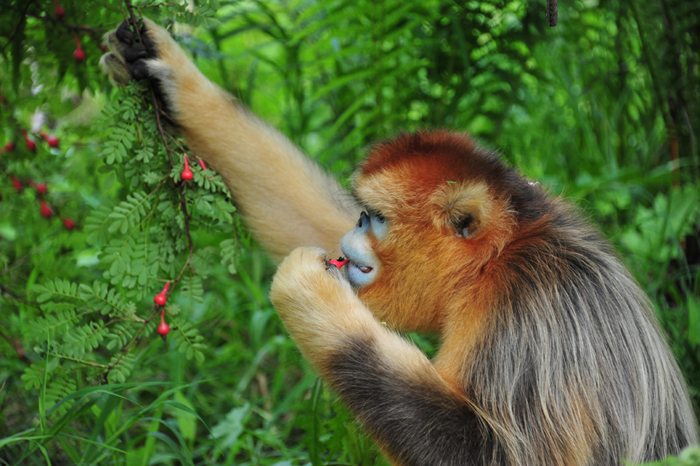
[547,0,558,27]
[52,353,108,368]
[123,0,175,168]
[0,0,33,55]
[103,307,158,382]
[114,1,195,369]
[140,2,179,8]
[0,327,28,361]
[0,3,101,35]
[174,190,195,285]
[124,0,194,288]
[0,284,21,299]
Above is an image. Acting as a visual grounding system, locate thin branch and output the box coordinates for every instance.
[0,0,33,55]
[174,190,195,285]
[103,307,158,382]
[52,353,108,368]
[547,0,558,27]
[0,327,28,361]
[0,3,101,35]
[110,2,195,372]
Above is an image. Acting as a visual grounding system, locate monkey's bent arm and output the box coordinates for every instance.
[102,20,358,261]
[270,247,493,465]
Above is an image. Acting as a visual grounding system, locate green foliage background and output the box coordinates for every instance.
[1,0,699,464]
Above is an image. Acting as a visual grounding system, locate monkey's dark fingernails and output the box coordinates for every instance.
[125,43,148,62]
[116,20,134,44]
[131,60,149,79]
[329,258,349,268]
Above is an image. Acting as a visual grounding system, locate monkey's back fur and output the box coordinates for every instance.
[324,131,699,464]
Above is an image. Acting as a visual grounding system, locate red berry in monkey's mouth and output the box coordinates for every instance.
[329,257,349,268]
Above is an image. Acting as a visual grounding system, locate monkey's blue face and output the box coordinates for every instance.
[340,211,385,287]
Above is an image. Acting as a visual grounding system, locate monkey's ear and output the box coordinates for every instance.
[432,181,491,239]
[455,214,480,239]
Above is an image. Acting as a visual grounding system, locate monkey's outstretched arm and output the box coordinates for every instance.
[270,247,495,465]
[100,20,358,262]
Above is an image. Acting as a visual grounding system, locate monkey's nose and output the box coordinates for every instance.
[356,211,369,230]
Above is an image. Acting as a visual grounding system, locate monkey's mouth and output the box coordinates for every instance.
[348,259,373,274]
[340,247,379,287]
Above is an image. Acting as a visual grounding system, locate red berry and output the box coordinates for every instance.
[154,282,170,306]
[74,35,85,62]
[23,133,36,152]
[74,48,86,62]
[157,310,170,336]
[51,0,65,18]
[181,155,193,181]
[3,141,15,152]
[11,176,23,192]
[41,133,60,148]
[99,45,107,52]
[36,183,48,194]
[39,199,52,218]
[63,218,75,230]
[198,159,207,171]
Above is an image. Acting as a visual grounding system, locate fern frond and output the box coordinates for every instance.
[107,353,136,384]
[34,279,85,304]
[108,191,153,234]
[60,321,109,358]
[170,316,206,363]
[45,377,77,417]
[79,281,142,320]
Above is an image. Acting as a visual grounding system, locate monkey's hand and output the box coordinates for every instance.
[100,18,209,124]
[271,248,482,464]
[270,247,378,364]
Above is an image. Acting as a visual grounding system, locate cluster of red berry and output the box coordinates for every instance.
[50,0,105,62]
[8,130,60,153]
[154,282,171,338]
[1,140,75,229]
[179,155,208,181]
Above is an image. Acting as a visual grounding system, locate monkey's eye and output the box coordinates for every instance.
[369,211,389,240]
[456,215,478,239]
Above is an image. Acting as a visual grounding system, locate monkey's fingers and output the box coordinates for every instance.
[101,20,157,83]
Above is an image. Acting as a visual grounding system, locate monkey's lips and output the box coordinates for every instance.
[328,257,370,272]
[344,259,377,287]
[340,247,378,287]
[347,259,373,274]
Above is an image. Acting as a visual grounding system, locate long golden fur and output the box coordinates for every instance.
[101,19,698,465]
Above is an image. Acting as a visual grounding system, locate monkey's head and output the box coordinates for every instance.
[341,130,547,332]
